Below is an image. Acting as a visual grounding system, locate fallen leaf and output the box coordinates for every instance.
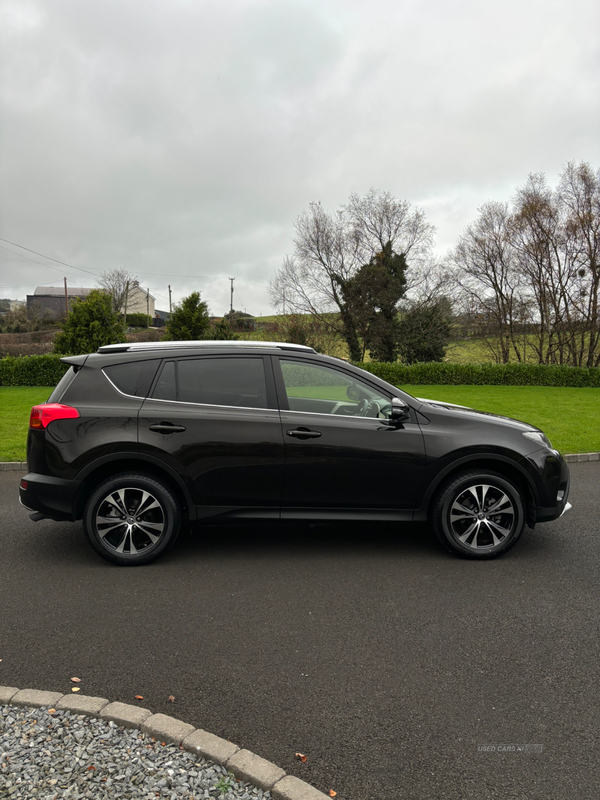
[71,677,81,683]
[87,766,96,771]
[71,687,80,693]
[134,695,144,700]
[295,752,307,763]
[168,695,175,703]
[328,791,337,797]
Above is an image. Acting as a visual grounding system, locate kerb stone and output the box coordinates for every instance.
[226,748,286,790]
[0,686,20,704]
[182,728,239,765]
[10,689,64,708]
[56,694,109,716]
[100,701,152,729]
[272,775,332,800]
[141,713,195,745]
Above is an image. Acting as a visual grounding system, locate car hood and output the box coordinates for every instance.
[416,397,542,433]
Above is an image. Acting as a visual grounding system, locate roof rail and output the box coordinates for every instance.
[97,340,316,354]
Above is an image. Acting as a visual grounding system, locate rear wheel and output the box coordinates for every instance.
[431,470,525,559]
[83,473,181,565]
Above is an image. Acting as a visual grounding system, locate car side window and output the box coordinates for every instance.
[153,357,268,409]
[280,360,392,418]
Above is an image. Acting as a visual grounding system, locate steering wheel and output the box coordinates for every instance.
[356,399,369,415]
[366,401,381,418]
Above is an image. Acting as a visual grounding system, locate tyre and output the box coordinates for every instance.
[431,470,525,559]
[83,473,181,565]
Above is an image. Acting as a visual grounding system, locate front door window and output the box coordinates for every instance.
[280,360,392,419]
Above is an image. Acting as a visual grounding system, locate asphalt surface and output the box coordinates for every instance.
[1,464,599,800]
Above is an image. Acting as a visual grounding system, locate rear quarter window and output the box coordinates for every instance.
[103,359,160,398]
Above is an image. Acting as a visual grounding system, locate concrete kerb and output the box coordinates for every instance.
[4,454,600,473]
[0,685,331,800]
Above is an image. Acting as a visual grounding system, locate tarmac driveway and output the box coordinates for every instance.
[1,462,599,800]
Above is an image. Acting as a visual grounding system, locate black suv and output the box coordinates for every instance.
[20,341,571,565]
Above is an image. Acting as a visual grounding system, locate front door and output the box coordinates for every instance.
[274,357,425,516]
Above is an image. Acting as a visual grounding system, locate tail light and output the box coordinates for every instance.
[29,404,80,429]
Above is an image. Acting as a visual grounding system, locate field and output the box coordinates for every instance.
[0,386,53,462]
[399,384,600,455]
[2,384,598,462]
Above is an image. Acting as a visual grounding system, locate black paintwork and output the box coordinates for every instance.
[19,343,570,528]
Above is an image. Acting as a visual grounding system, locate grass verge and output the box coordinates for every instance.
[401,385,600,455]
[0,387,53,462]
[0,384,597,462]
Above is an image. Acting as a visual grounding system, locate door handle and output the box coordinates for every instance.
[286,428,322,440]
[148,423,187,434]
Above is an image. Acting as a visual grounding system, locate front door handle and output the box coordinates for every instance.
[286,428,322,440]
[148,423,187,434]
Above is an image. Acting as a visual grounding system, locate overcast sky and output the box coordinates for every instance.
[1,0,598,316]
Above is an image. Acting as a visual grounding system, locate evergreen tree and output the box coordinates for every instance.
[397,300,452,363]
[53,290,125,355]
[164,292,210,340]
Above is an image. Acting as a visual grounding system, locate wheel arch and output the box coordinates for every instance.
[417,455,538,528]
[72,455,194,523]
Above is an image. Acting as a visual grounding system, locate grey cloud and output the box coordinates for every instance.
[1,0,598,314]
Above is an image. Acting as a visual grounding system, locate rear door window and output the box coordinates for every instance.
[152,356,269,409]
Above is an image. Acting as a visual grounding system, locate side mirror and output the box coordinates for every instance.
[390,397,410,422]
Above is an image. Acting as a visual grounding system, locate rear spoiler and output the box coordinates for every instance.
[60,354,89,371]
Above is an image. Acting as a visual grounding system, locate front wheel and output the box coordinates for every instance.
[83,473,181,565]
[431,471,525,559]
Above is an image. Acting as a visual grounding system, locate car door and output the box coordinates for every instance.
[138,354,284,517]
[273,356,426,516]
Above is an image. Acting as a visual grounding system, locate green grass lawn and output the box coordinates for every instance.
[0,387,53,462]
[1,384,598,462]
[400,385,600,455]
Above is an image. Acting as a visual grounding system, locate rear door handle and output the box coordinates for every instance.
[148,423,187,434]
[286,428,322,440]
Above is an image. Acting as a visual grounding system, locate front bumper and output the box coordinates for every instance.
[527,448,571,523]
[19,473,82,522]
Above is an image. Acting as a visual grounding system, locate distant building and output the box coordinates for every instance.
[27,286,92,319]
[26,285,156,320]
[153,308,170,327]
[123,282,155,318]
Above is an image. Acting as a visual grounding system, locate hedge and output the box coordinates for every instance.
[0,354,69,386]
[122,313,152,328]
[355,361,600,387]
[2,354,600,388]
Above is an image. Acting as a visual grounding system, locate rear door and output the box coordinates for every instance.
[138,354,284,516]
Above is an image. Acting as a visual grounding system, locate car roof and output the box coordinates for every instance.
[96,340,317,354]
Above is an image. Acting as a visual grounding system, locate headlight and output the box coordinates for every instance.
[523,430,553,449]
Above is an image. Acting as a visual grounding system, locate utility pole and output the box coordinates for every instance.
[147,288,150,327]
[123,280,129,328]
[229,277,235,314]
[64,277,69,317]
[168,285,172,314]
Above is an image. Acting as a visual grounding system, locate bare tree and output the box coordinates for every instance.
[98,269,138,315]
[449,163,600,366]
[450,202,523,363]
[557,161,600,366]
[270,190,435,360]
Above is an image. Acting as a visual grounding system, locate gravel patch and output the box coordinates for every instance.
[0,704,272,800]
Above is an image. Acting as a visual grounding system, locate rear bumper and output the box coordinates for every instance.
[19,473,82,522]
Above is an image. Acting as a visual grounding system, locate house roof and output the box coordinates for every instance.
[33,286,93,297]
